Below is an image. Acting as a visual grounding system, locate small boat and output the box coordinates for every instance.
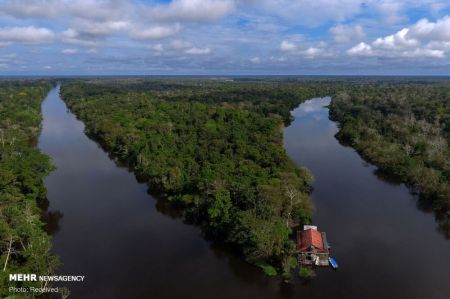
[329,257,338,269]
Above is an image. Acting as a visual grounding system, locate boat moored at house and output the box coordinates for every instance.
[329,257,338,269]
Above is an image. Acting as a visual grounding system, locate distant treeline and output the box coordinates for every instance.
[0,80,59,296]
[62,77,338,125]
[330,83,450,236]
[60,79,327,278]
[1,76,448,292]
[60,77,450,278]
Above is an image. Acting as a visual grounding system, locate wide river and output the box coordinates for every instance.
[38,87,450,298]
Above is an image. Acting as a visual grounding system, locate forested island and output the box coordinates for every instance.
[0,80,59,296]
[60,77,450,276]
[1,77,449,297]
[330,82,450,235]
[60,78,326,278]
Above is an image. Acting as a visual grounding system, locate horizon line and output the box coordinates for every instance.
[1,74,450,78]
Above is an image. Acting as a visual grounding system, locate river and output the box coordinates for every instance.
[38,87,450,298]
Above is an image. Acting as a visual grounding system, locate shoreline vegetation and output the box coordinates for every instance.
[329,83,450,237]
[0,80,60,297]
[59,77,450,277]
[1,76,448,296]
[60,78,334,279]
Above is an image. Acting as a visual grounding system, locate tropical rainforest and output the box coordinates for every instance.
[0,80,59,297]
[330,81,450,234]
[60,77,450,274]
[60,78,326,278]
[1,76,448,293]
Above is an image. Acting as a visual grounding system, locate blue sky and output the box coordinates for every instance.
[0,0,449,75]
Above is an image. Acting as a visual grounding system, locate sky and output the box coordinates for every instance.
[0,0,449,75]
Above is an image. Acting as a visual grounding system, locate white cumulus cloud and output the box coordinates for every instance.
[129,24,181,40]
[0,26,55,43]
[347,42,373,56]
[280,40,297,52]
[1,0,62,18]
[407,16,450,42]
[279,40,330,58]
[347,16,450,58]
[142,0,235,23]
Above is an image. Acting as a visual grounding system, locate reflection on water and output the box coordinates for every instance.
[284,97,450,299]
[37,86,297,299]
[37,88,450,299]
[437,215,450,239]
[37,197,64,235]
[41,210,64,235]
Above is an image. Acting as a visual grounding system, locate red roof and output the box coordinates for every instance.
[297,228,328,253]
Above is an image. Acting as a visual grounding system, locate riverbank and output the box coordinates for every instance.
[58,80,316,278]
[38,85,312,298]
[0,80,58,297]
[329,87,450,238]
[284,97,450,298]
[35,86,450,298]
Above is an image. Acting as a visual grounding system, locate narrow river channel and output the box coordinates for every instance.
[284,97,450,299]
[38,87,450,298]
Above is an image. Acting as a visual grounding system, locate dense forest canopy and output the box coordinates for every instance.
[0,80,59,296]
[330,82,450,236]
[60,77,450,273]
[60,78,325,278]
[1,76,447,293]
[59,77,338,125]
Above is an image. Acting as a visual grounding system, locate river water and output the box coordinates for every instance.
[38,87,450,298]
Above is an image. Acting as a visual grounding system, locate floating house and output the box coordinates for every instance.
[297,225,330,266]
